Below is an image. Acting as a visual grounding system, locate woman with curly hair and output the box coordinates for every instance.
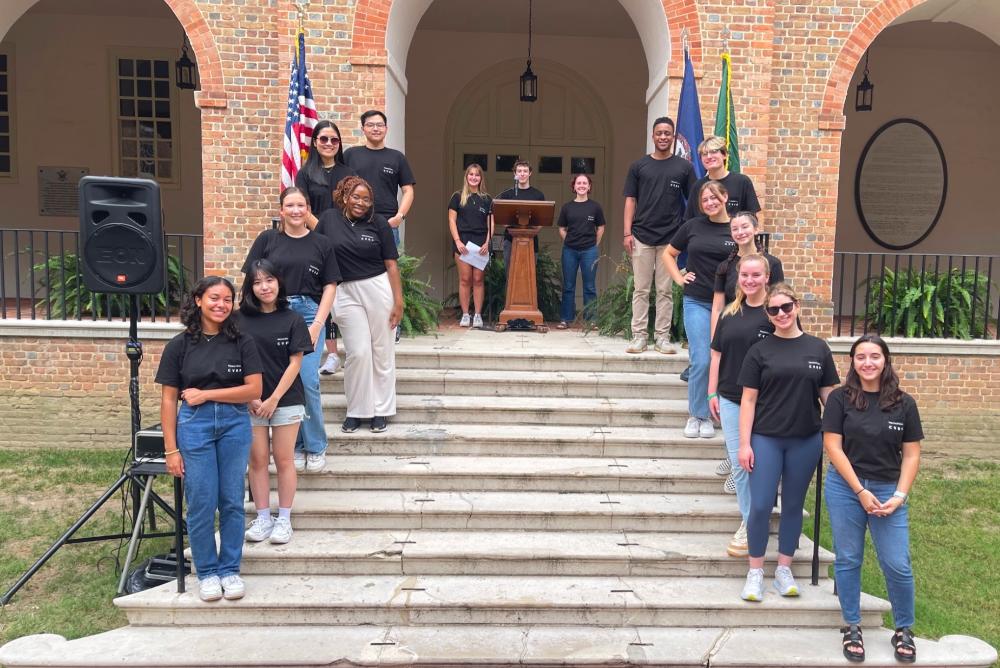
[156,276,262,602]
[315,175,403,434]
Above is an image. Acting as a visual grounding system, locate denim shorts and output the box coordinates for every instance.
[250,404,306,428]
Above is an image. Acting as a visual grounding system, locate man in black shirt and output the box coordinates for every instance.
[684,135,761,220]
[623,117,696,354]
[344,110,415,248]
[496,160,546,274]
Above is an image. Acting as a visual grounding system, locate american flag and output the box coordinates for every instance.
[280,29,317,188]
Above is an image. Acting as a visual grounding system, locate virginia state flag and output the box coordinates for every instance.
[714,52,740,174]
[675,47,705,179]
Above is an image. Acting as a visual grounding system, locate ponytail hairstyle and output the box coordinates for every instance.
[715,211,764,285]
[722,253,771,318]
[334,175,376,224]
[240,259,289,315]
[180,276,240,342]
[459,163,489,207]
[277,186,308,234]
[843,334,903,412]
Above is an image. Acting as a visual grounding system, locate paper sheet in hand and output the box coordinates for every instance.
[458,241,489,271]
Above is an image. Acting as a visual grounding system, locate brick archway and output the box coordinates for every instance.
[163,0,226,106]
[820,0,925,124]
[350,0,702,69]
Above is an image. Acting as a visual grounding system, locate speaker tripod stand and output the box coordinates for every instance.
[1,296,187,605]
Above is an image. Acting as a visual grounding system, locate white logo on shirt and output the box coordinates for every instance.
[361,232,378,244]
[888,420,905,433]
[724,240,736,247]
[226,363,243,374]
[382,166,395,175]
[276,336,289,348]
[307,264,320,276]
[669,180,681,189]
[478,207,488,214]
[807,360,823,371]
[757,329,770,340]
[587,216,595,222]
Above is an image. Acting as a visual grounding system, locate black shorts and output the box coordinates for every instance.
[456,233,488,251]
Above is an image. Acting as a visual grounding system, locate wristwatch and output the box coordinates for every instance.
[892,490,908,502]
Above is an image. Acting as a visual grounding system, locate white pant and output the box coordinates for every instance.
[333,273,397,418]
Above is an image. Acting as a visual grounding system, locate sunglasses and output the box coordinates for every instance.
[765,301,796,316]
[316,136,341,145]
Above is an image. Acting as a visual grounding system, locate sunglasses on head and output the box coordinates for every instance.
[316,136,341,145]
[765,301,796,316]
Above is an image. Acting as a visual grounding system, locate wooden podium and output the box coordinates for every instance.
[492,199,555,331]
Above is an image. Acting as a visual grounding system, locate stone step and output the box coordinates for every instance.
[116,574,888,628]
[241,529,832,579]
[285,455,728,494]
[5,624,995,668]
[322,368,689,400]
[284,489,772,533]
[393,346,690,373]
[322,395,694,427]
[331,423,725,459]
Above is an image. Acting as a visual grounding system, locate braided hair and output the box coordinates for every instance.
[333,175,376,224]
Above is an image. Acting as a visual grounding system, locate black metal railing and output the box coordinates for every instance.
[0,228,203,322]
[833,252,999,339]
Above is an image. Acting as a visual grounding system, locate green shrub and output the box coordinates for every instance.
[863,268,993,339]
[32,252,189,319]
[590,252,686,341]
[397,252,442,336]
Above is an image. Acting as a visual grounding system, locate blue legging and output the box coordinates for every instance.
[746,431,822,558]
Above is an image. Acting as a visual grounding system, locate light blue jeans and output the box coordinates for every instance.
[682,296,712,420]
[825,468,915,628]
[560,244,599,323]
[176,401,252,580]
[287,295,327,455]
[719,396,750,522]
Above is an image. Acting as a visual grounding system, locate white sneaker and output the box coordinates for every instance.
[306,452,326,472]
[472,314,484,329]
[773,565,800,597]
[293,451,306,472]
[654,337,676,354]
[726,521,748,557]
[625,335,648,354]
[269,516,293,544]
[319,354,341,375]
[244,515,274,542]
[220,574,245,600]
[459,313,471,327]
[198,575,222,602]
[741,568,764,602]
[699,419,716,438]
[683,416,701,438]
[716,458,732,476]
[723,473,737,495]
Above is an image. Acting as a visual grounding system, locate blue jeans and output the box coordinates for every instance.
[825,468,915,627]
[747,431,822,558]
[176,401,252,580]
[560,244,599,322]
[288,295,327,455]
[682,296,712,419]
[719,397,750,522]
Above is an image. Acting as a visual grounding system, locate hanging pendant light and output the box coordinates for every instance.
[175,35,199,91]
[519,0,538,102]
[855,50,874,112]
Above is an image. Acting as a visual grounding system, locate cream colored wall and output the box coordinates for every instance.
[836,22,1000,256]
[404,29,647,297]
[0,12,202,236]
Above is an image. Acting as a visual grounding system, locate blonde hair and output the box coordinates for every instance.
[723,254,771,317]
[766,282,799,306]
[459,163,489,207]
[698,135,727,157]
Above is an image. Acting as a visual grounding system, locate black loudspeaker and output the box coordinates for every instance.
[79,176,165,294]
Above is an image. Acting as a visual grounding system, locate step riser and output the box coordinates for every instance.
[324,405,692,428]
[394,354,689,374]
[333,441,723,459]
[290,515,772,533]
[290,475,726,495]
[324,379,688,400]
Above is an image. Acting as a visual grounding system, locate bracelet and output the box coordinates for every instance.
[624,233,633,237]
[707,392,718,400]
[164,449,180,456]
[893,490,908,501]
[855,488,867,496]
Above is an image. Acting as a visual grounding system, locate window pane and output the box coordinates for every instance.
[0,75,7,91]
[571,157,596,174]
[118,79,134,97]
[155,122,171,139]
[153,60,169,78]
[538,156,563,174]
[118,58,134,77]
[136,79,152,98]
[121,120,137,138]
[121,141,137,158]
[139,160,155,176]
[139,121,154,137]
[154,80,170,99]
[0,115,9,133]
[119,99,135,117]
[139,141,154,158]
[0,155,9,173]
[495,154,519,172]
[154,100,170,118]
[0,95,7,113]
[0,54,7,71]
[136,60,151,77]
[463,153,487,171]
[137,99,153,117]
[0,135,9,152]
[158,160,172,179]
[122,159,138,177]
[157,140,171,157]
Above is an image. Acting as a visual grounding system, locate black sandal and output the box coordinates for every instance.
[891,627,916,663]
[841,625,865,663]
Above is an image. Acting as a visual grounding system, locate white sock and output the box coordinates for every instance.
[256,509,271,523]
[277,507,292,522]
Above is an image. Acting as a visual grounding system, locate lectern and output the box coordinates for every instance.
[492,199,555,330]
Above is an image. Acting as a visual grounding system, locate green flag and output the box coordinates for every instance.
[713,52,740,174]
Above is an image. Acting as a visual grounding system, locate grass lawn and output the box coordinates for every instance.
[805,457,999,660]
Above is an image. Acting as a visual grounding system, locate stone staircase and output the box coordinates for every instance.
[1,330,995,667]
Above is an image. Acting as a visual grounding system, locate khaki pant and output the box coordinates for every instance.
[333,273,397,418]
[630,238,673,339]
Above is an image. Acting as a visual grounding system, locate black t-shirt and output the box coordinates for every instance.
[684,172,761,220]
[623,154,696,246]
[233,309,313,408]
[558,199,606,250]
[822,388,923,482]
[668,216,735,302]
[496,186,546,245]
[448,192,493,245]
[738,333,840,437]
[155,331,263,392]
[315,208,399,283]
[343,146,416,217]
[714,252,786,303]
[295,164,355,217]
[242,229,341,300]
[710,304,774,404]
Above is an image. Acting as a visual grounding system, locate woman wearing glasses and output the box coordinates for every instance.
[315,175,403,434]
[297,120,355,378]
[736,283,839,602]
